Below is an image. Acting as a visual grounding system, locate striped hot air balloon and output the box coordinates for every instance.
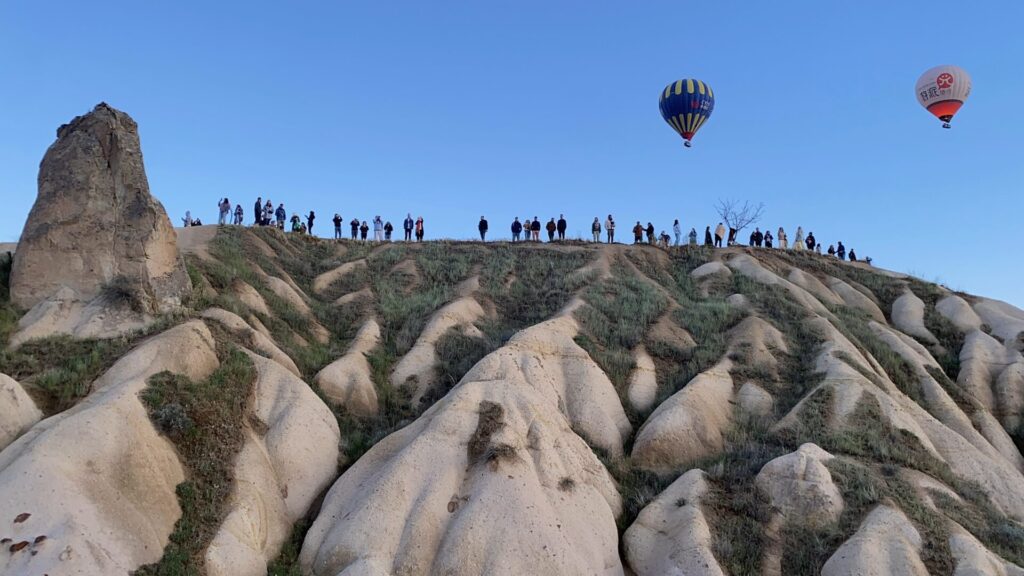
[916,65,971,129]
[659,78,714,147]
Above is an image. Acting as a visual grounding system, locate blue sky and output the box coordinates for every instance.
[2,1,1022,305]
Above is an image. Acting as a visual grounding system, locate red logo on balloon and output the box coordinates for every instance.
[936,73,954,89]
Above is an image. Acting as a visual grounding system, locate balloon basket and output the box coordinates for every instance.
[942,122,952,129]
[684,141,692,148]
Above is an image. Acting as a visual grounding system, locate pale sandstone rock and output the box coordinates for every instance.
[333,287,373,307]
[959,330,1021,412]
[391,295,486,402]
[974,298,1024,344]
[627,345,658,413]
[7,285,152,348]
[726,254,831,316]
[892,290,939,344]
[826,277,888,323]
[822,506,928,576]
[176,224,218,262]
[728,315,788,371]
[205,352,340,576]
[299,377,623,576]
[313,259,366,295]
[937,294,983,333]
[900,468,962,511]
[460,314,631,458]
[755,443,843,526]
[260,274,330,344]
[10,104,190,317]
[0,321,218,576]
[788,268,843,306]
[623,469,724,576]
[737,381,774,416]
[0,374,42,451]
[691,261,731,279]
[726,293,751,309]
[231,279,271,316]
[201,308,300,377]
[313,319,381,416]
[631,361,733,473]
[949,524,1024,576]
[995,362,1024,432]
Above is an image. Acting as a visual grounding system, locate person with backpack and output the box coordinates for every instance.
[836,241,846,260]
[276,204,287,229]
[591,217,601,242]
[384,221,394,241]
[350,217,360,239]
[714,222,726,247]
[253,197,263,226]
[633,222,644,244]
[415,217,425,241]
[360,220,369,241]
[546,218,557,241]
[373,216,383,241]
[557,215,567,240]
[403,213,414,241]
[689,227,698,246]
[511,217,523,242]
[290,213,302,232]
[333,213,343,239]
[479,216,489,241]
[530,217,541,241]
[659,231,671,247]
[673,219,682,246]
[605,215,615,243]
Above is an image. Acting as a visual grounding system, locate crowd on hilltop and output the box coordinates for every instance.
[183,201,867,264]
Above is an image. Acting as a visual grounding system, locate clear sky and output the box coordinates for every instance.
[2,1,1022,306]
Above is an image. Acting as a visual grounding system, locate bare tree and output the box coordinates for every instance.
[715,199,765,242]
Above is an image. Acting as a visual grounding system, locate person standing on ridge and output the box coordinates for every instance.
[531,217,541,241]
[673,219,682,246]
[689,227,698,246]
[276,204,287,229]
[778,227,788,249]
[806,232,816,251]
[828,244,836,257]
[291,213,301,232]
[234,203,243,225]
[714,222,726,248]
[218,198,230,225]
[605,215,615,243]
[557,214,567,240]
[633,221,644,244]
[264,200,273,226]
[350,217,360,239]
[360,220,369,241]
[384,220,394,241]
[704,226,713,246]
[403,213,414,241]
[837,241,846,260]
[764,229,774,248]
[849,249,857,262]
[479,216,488,241]
[333,213,343,240]
[373,216,383,242]
[307,211,316,235]
[415,216,425,241]
[253,197,262,226]
[511,217,522,242]
[592,218,601,242]
[793,227,805,251]
[646,222,656,244]
[546,218,557,241]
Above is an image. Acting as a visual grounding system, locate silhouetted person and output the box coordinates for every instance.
[350,218,360,239]
[546,218,556,241]
[633,222,643,244]
[384,220,393,241]
[837,241,846,260]
[307,211,316,235]
[646,222,655,244]
[704,226,713,246]
[511,217,522,242]
[360,220,369,241]
[253,197,262,226]
[333,213,342,239]
[530,217,541,241]
[404,214,414,241]
[557,214,567,240]
[764,230,774,248]
[479,216,488,241]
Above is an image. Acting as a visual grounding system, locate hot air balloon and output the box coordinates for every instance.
[660,78,714,147]
[916,65,971,129]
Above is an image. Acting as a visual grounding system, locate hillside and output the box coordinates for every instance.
[2,225,1023,575]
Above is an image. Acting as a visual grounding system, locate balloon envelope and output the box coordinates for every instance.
[916,65,971,124]
[659,79,715,144]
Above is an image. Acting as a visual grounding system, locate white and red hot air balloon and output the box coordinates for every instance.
[916,65,971,129]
